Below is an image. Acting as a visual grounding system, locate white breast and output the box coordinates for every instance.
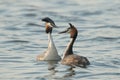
[44,33,61,60]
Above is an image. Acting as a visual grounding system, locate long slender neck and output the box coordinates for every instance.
[48,33,53,46]
[47,33,55,50]
[45,22,55,48]
[63,37,76,58]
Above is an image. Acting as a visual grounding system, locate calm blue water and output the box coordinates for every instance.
[0,0,120,80]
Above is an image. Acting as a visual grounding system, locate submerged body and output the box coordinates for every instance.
[37,17,61,61]
[60,23,90,68]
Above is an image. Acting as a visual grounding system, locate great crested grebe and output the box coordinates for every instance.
[59,23,90,68]
[37,17,61,61]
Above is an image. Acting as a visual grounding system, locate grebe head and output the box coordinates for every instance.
[42,17,57,33]
[42,17,57,28]
[59,23,78,38]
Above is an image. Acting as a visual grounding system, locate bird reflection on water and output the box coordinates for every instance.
[43,60,59,77]
[47,61,77,78]
[36,60,76,79]
[47,60,59,75]
[63,66,75,78]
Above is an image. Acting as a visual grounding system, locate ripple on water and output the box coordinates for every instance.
[26,23,42,27]
[2,40,29,44]
[87,36,120,42]
[22,13,37,17]
[75,72,120,79]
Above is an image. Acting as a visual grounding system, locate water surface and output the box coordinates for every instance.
[0,0,120,80]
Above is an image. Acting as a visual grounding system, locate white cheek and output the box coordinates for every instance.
[47,23,53,27]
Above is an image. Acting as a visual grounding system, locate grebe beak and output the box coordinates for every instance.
[51,23,58,28]
[59,29,68,34]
